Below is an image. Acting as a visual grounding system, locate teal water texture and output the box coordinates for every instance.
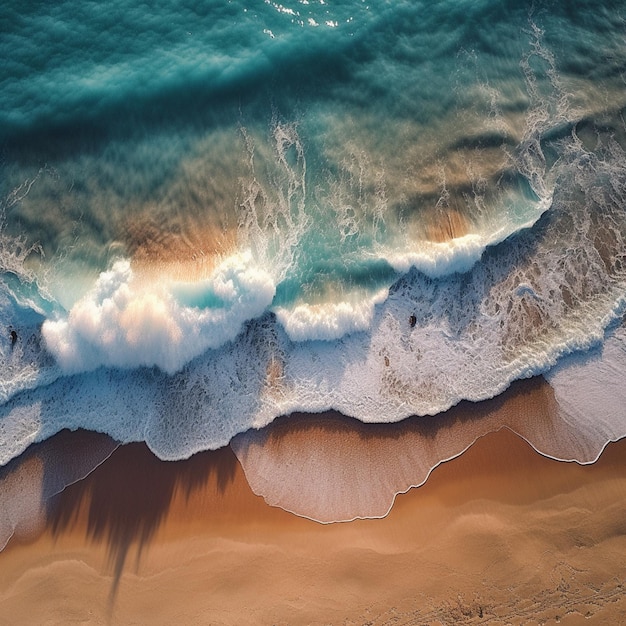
[1,0,626,465]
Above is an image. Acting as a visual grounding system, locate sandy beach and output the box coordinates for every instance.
[3,2,626,624]
[1,400,626,625]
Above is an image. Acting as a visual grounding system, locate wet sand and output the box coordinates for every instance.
[1,420,626,624]
[231,377,608,523]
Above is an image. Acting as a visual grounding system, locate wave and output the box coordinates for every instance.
[1,10,626,470]
[35,47,561,373]
[0,1,378,139]
[230,377,623,523]
[42,253,275,375]
[1,129,625,465]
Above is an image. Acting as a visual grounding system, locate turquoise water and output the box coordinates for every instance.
[1,0,626,463]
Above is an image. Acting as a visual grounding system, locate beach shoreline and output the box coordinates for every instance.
[3,3,626,624]
[1,400,626,624]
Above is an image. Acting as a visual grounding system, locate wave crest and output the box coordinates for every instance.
[42,253,275,374]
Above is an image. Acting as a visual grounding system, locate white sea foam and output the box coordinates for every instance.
[0,173,47,285]
[0,184,62,405]
[2,17,626,470]
[0,117,622,468]
[231,374,620,523]
[384,233,488,276]
[0,314,280,464]
[41,252,275,375]
[233,320,626,525]
[274,288,388,342]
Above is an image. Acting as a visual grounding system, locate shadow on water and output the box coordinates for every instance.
[45,440,239,614]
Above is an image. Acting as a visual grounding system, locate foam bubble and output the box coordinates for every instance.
[0,314,284,465]
[42,252,275,375]
[274,288,388,342]
[384,234,485,276]
[0,173,47,284]
[0,116,622,468]
[0,186,62,405]
[2,13,626,472]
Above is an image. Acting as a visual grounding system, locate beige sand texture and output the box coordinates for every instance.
[1,410,626,625]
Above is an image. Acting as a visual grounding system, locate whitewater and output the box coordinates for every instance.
[1,0,626,467]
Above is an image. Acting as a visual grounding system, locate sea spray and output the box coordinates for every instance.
[42,253,275,374]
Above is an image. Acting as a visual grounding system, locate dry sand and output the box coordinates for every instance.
[1,412,626,624]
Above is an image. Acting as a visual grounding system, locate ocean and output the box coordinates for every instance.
[1,0,626,499]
